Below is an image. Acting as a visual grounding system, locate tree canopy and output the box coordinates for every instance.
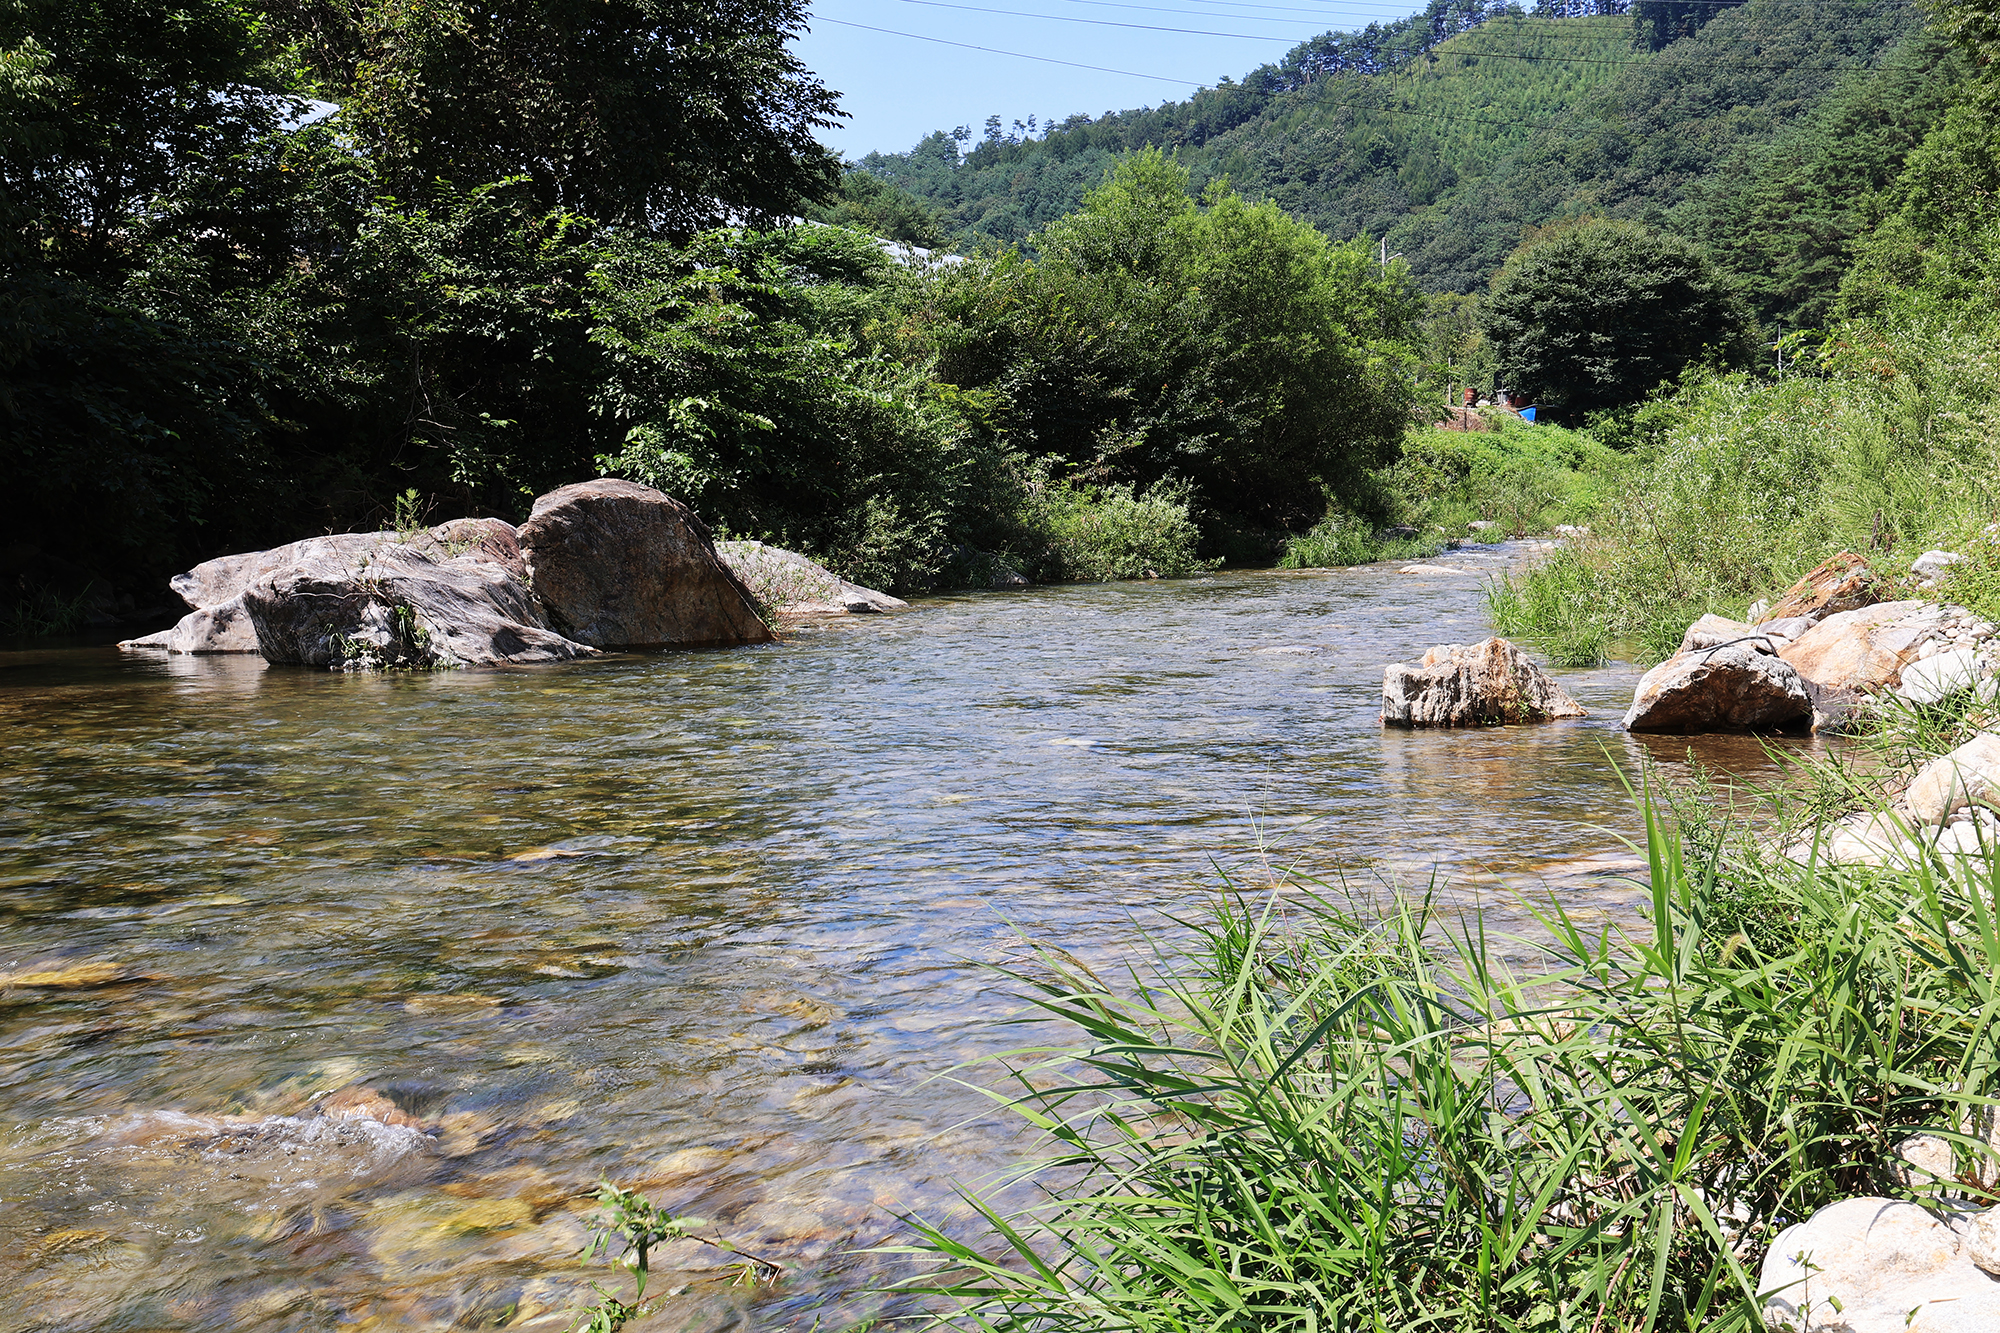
[270,0,842,234]
[1480,216,1750,415]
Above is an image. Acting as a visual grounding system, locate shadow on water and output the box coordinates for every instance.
[0,549,1831,1330]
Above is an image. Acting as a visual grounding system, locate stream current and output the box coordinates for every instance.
[0,547,1822,1330]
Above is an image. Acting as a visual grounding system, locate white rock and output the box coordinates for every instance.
[1623,643,1814,734]
[1967,1206,2000,1277]
[1760,1197,2000,1332]
[715,540,907,615]
[1904,733,2000,825]
[1748,598,1772,621]
[1677,614,1775,656]
[1913,550,1967,588]
[1900,649,1991,705]
[1893,1133,1958,1188]
[1382,637,1587,727]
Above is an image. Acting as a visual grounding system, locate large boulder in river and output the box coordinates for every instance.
[519,479,772,648]
[1622,642,1813,733]
[716,540,907,615]
[118,595,263,654]
[1759,551,1888,625]
[121,521,564,665]
[1760,1197,2000,1332]
[1381,637,1586,727]
[243,533,595,669]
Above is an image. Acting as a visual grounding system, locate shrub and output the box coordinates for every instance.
[1012,479,1214,583]
[1482,215,1754,417]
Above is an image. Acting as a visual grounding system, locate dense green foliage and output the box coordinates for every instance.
[3,0,1989,625]
[272,0,842,234]
[1482,216,1751,416]
[1493,0,2000,662]
[0,0,1427,611]
[908,152,1420,532]
[862,0,1931,311]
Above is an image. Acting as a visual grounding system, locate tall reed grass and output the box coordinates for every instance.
[889,802,2000,1331]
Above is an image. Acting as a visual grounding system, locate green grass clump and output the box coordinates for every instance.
[1015,479,1217,584]
[1378,413,1625,539]
[891,797,2000,1332]
[1488,312,2000,664]
[1276,510,1444,569]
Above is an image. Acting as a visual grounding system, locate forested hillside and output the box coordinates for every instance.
[858,0,1951,320]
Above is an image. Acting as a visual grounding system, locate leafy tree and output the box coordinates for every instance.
[269,0,842,234]
[1481,216,1750,416]
[803,169,949,250]
[0,0,297,278]
[1681,34,1968,331]
[919,151,1419,529]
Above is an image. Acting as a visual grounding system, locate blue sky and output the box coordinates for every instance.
[795,0,1429,159]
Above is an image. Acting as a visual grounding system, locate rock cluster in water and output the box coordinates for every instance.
[119,479,901,669]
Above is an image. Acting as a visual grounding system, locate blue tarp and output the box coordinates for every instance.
[1521,406,1537,422]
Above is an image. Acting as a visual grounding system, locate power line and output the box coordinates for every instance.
[880,0,1929,70]
[814,15,1204,82]
[820,15,1593,126]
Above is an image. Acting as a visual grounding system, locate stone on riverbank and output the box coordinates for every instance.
[1779,600,1938,694]
[716,540,907,616]
[1622,642,1813,734]
[1904,732,2000,825]
[1760,1197,2000,1332]
[1759,551,1887,625]
[1914,549,1966,588]
[1674,614,1776,656]
[519,479,772,648]
[1381,637,1586,727]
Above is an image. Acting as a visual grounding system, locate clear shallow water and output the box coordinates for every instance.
[0,549,1822,1331]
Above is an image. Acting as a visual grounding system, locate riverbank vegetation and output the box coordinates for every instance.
[4,0,1992,636]
[889,743,2000,1329]
[1488,0,2000,666]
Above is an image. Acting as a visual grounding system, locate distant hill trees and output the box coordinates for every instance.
[854,0,1939,328]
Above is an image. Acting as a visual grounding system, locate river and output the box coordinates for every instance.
[0,548,1819,1331]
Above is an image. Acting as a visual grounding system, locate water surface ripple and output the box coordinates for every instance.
[0,552,1816,1330]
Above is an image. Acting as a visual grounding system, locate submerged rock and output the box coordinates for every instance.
[1760,1197,2000,1332]
[1381,637,1586,727]
[1621,642,1813,734]
[519,479,772,649]
[716,541,907,615]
